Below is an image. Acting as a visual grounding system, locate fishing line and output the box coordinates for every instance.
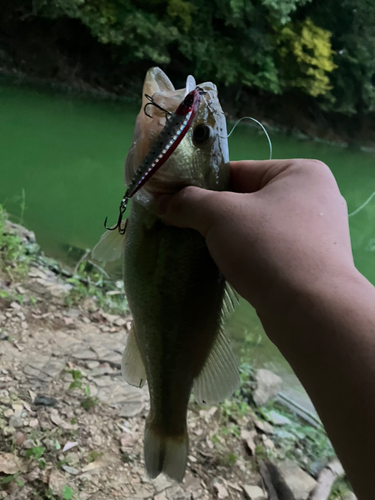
[227,117,273,160]
[348,190,375,217]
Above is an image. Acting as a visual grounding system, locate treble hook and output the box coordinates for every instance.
[104,196,129,235]
[144,94,172,120]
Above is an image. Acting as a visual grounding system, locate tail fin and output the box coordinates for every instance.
[144,421,188,482]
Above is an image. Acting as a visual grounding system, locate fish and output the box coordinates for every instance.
[92,67,239,482]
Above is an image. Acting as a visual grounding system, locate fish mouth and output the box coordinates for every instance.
[126,84,202,199]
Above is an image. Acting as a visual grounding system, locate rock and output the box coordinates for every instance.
[9,416,24,428]
[213,481,228,499]
[262,437,275,449]
[277,459,317,500]
[153,474,172,493]
[44,439,58,451]
[24,364,51,381]
[254,419,274,434]
[61,464,80,475]
[23,439,37,449]
[5,220,36,244]
[12,403,23,418]
[29,418,39,428]
[65,308,80,318]
[82,298,97,312]
[253,369,283,406]
[49,468,67,495]
[274,429,296,440]
[4,408,14,418]
[41,359,66,379]
[97,382,145,417]
[242,485,266,500]
[165,484,191,500]
[33,394,59,407]
[266,410,292,426]
[14,432,26,445]
[154,494,168,500]
[241,429,256,455]
[50,410,72,430]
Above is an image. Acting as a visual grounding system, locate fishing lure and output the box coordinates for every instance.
[105,87,202,234]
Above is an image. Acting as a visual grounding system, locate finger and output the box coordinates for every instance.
[230,159,295,193]
[155,186,226,237]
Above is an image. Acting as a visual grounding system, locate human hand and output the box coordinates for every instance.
[155,159,355,320]
[157,160,375,499]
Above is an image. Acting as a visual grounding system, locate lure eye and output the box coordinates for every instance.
[192,124,212,146]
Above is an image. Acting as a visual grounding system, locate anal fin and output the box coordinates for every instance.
[121,324,147,388]
[193,329,239,405]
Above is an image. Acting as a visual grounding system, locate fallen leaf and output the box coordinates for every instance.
[81,461,102,473]
[62,441,78,453]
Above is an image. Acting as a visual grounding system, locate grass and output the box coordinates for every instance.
[0,204,31,280]
[68,369,98,412]
[65,260,129,315]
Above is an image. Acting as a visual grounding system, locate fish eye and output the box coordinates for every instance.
[192,124,212,146]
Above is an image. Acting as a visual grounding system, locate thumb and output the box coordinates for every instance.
[155,186,224,237]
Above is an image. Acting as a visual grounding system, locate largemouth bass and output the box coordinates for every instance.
[93,68,239,482]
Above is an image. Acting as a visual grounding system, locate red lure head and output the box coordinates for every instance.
[175,88,201,116]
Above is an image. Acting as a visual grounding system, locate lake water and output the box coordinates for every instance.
[1,83,374,402]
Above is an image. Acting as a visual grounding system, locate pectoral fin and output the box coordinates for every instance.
[91,220,128,262]
[121,325,147,389]
[193,329,240,405]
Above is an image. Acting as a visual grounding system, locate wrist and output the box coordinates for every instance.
[256,259,364,352]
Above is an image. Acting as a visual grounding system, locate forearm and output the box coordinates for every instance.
[258,268,375,500]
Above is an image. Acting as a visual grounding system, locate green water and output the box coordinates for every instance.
[1,84,375,390]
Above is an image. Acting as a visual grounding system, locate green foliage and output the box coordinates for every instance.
[261,0,312,25]
[167,0,197,31]
[68,369,84,391]
[25,445,47,469]
[68,369,98,411]
[329,477,352,499]
[62,485,74,499]
[0,472,23,487]
[19,0,375,116]
[0,205,30,279]
[277,18,337,97]
[308,0,375,114]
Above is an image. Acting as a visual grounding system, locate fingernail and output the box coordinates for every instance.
[155,194,172,215]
